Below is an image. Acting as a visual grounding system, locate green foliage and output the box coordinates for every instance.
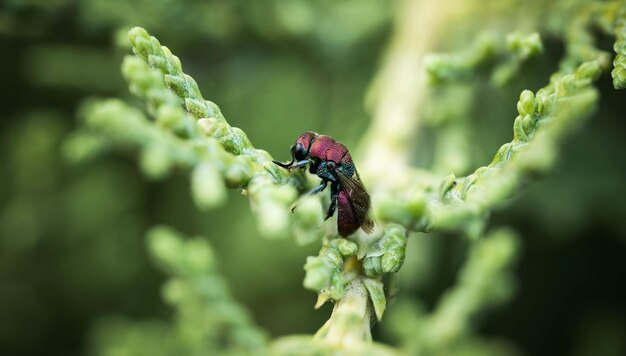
[67,30,324,239]
[67,0,625,351]
[424,31,544,87]
[612,6,626,88]
[363,224,407,277]
[374,0,622,241]
[402,60,603,238]
[91,226,267,356]
[385,229,520,355]
[303,239,353,301]
[424,33,496,85]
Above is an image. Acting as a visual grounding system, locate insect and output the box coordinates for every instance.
[273,131,374,237]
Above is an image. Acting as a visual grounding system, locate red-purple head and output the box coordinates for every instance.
[293,131,318,161]
[273,131,319,169]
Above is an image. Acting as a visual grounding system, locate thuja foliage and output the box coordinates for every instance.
[63,0,625,354]
[92,226,266,355]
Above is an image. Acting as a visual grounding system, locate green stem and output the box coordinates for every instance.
[314,257,372,347]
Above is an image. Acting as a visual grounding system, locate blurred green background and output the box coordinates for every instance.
[1,1,625,355]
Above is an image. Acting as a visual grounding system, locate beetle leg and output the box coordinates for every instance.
[311,180,328,195]
[291,180,328,213]
[325,183,339,220]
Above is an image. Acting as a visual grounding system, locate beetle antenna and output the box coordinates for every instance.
[273,144,297,168]
[273,158,295,168]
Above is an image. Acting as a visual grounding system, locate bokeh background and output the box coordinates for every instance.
[1,1,625,355]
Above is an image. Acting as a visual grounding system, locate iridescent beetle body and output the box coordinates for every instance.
[273,131,374,236]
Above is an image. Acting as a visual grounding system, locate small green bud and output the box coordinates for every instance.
[184,239,215,274]
[253,149,273,164]
[363,224,407,277]
[147,37,163,58]
[147,54,167,71]
[140,143,172,178]
[184,98,209,118]
[439,173,457,200]
[219,129,245,155]
[146,226,219,278]
[147,226,181,269]
[303,256,334,291]
[164,74,189,98]
[535,90,552,115]
[133,37,154,60]
[197,117,222,137]
[191,161,227,209]
[363,278,386,321]
[225,156,253,188]
[232,127,254,154]
[303,243,347,300]
[517,90,536,116]
[385,224,406,238]
[205,100,222,118]
[362,256,382,277]
[613,21,626,89]
[182,74,203,100]
[155,104,185,130]
[128,27,150,44]
[557,74,576,93]
[325,272,346,300]
[491,143,512,166]
[479,229,519,266]
[255,201,289,238]
[121,55,145,82]
[575,60,602,82]
[512,116,527,143]
[293,197,323,228]
[314,292,333,309]
[292,196,324,245]
[406,189,426,218]
[246,175,273,196]
[294,229,324,246]
[460,173,479,198]
[381,227,407,273]
[428,204,475,232]
[161,46,182,74]
[373,194,402,223]
[522,114,534,135]
[270,184,298,204]
[62,132,106,164]
[336,239,358,257]
[171,57,183,76]
[320,245,343,267]
[613,64,626,89]
[507,32,542,60]
[381,253,398,273]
